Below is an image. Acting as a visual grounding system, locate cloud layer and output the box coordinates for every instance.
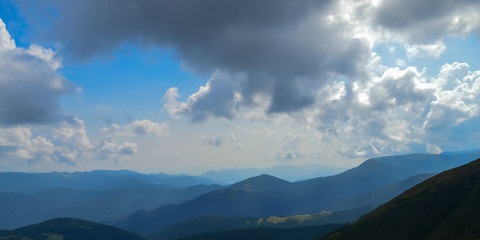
[3,0,480,170]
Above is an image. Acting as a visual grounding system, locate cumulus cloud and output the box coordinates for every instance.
[0,18,72,125]
[50,118,95,162]
[19,0,371,120]
[162,87,187,118]
[99,140,138,155]
[163,72,244,122]
[100,119,169,137]
[0,117,169,166]
[0,127,54,160]
[0,19,15,51]
[373,0,480,42]
[405,41,446,59]
[124,120,169,136]
[96,119,168,160]
[0,118,94,164]
[293,61,480,156]
[10,0,480,161]
[424,62,480,132]
[201,135,223,147]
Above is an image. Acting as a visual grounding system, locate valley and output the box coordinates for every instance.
[1,151,480,239]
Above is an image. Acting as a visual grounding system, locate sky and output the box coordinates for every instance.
[0,0,480,174]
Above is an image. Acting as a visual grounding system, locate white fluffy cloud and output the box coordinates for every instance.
[294,62,480,156]
[0,127,54,160]
[99,140,138,155]
[0,18,72,125]
[0,117,169,166]
[0,118,94,164]
[100,119,169,137]
[96,119,169,160]
[424,62,480,131]
[162,72,244,122]
[0,19,15,51]
[405,41,446,59]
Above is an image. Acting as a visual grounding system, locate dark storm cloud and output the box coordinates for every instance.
[37,0,333,63]
[374,0,480,42]
[18,0,371,117]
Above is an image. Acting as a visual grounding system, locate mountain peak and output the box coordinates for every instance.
[228,174,291,191]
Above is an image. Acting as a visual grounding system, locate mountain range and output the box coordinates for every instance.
[200,164,345,183]
[317,157,480,239]
[0,172,222,229]
[0,170,220,193]
[112,151,480,233]
[2,150,480,239]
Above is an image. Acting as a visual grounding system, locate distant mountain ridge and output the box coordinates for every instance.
[200,164,345,183]
[113,151,480,233]
[317,157,480,240]
[146,173,434,239]
[0,170,220,193]
[0,182,222,229]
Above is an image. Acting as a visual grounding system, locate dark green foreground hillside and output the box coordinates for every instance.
[317,158,480,240]
[179,224,342,240]
[0,218,146,240]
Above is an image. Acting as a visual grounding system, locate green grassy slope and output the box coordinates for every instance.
[317,158,480,240]
[148,206,373,240]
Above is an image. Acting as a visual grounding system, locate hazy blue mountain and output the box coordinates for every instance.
[323,173,435,211]
[0,170,219,193]
[200,164,345,184]
[113,151,480,233]
[0,218,146,240]
[112,175,292,233]
[58,184,223,222]
[440,148,480,155]
[317,157,480,240]
[0,184,222,230]
[292,151,480,213]
[148,173,435,240]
